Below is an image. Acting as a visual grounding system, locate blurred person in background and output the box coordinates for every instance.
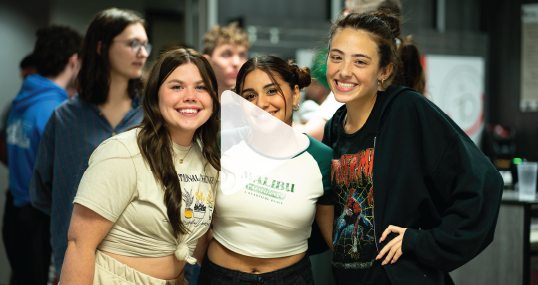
[202,22,250,99]
[60,47,219,285]
[294,0,425,141]
[19,54,38,80]
[3,25,82,285]
[392,35,425,95]
[1,53,38,285]
[30,8,148,279]
[293,50,332,125]
[0,54,38,167]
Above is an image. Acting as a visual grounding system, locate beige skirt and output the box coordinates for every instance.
[92,250,186,285]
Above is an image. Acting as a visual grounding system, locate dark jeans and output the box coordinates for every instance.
[197,253,315,285]
[2,190,52,285]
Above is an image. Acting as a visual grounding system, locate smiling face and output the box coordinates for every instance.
[327,28,392,104]
[240,68,300,126]
[158,62,213,145]
[207,43,248,93]
[108,22,148,81]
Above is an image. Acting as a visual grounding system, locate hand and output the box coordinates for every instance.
[376,225,407,265]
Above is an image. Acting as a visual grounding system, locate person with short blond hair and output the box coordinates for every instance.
[202,22,250,99]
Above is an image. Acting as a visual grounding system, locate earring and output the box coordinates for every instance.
[293,105,300,112]
[242,115,247,123]
[382,78,385,85]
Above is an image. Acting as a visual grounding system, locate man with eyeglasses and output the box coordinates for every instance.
[3,25,82,285]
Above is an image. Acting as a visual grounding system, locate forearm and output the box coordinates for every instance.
[315,205,334,250]
[60,241,97,284]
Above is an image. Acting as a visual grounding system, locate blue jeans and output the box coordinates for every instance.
[197,253,315,285]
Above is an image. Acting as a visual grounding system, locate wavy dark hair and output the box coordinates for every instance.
[137,48,221,237]
[233,55,311,124]
[77,8,145,105]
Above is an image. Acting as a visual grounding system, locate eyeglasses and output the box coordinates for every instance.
[114,40,152,55]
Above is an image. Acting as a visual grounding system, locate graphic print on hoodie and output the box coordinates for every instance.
[7,74,67,206]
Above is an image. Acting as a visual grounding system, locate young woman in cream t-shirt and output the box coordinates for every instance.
[59,48,220,285]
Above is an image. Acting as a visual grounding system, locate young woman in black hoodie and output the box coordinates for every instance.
[322,10,503,285]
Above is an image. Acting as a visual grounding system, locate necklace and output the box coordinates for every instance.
[179,146,192,164]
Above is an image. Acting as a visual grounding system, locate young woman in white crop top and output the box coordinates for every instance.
[198,56,334,285]
[60,48,220,285]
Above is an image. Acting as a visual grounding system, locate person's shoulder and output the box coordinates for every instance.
[110,128,141,154]
[386,86,443,116]
[54,94,87,114]
[304,134,333,160]
[94,129,141,160]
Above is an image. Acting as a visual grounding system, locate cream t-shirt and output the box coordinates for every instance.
[214,134,332,258]
[74,128,218,264]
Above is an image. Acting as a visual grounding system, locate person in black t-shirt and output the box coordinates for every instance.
[321,9,503,285]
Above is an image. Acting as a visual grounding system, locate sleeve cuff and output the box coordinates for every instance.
[402,228,419,254]
[316,192,334,205]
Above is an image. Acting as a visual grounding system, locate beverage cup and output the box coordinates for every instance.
[518,162,538,200]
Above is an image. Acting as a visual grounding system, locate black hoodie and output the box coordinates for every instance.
[322,86,503,285]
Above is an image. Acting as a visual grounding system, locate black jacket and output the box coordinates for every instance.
[323,86,504,285]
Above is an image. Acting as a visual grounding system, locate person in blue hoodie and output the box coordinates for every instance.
[3,25,82,285]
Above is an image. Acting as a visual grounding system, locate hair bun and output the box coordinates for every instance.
[372,8,402,39]
[288,60,311,90]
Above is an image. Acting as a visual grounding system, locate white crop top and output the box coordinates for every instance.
[213,134,332,258]
[74,129,218,264]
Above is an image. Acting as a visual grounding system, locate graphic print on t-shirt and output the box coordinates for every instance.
[332,149,376,269]
[240,171,295,205]
[179,172,216,227]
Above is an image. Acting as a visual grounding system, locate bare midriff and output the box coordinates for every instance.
[101,250,186,280]
[207,240,305,274]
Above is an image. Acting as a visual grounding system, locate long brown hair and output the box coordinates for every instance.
[137,48,220,237]
[77,8,145,104]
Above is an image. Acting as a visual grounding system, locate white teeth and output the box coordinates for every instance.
[337,81,356,88]
[179,109,198,114]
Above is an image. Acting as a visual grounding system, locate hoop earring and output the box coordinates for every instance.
[293,105,300,112]
[378,78,385,86]
[242,115,247,123]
